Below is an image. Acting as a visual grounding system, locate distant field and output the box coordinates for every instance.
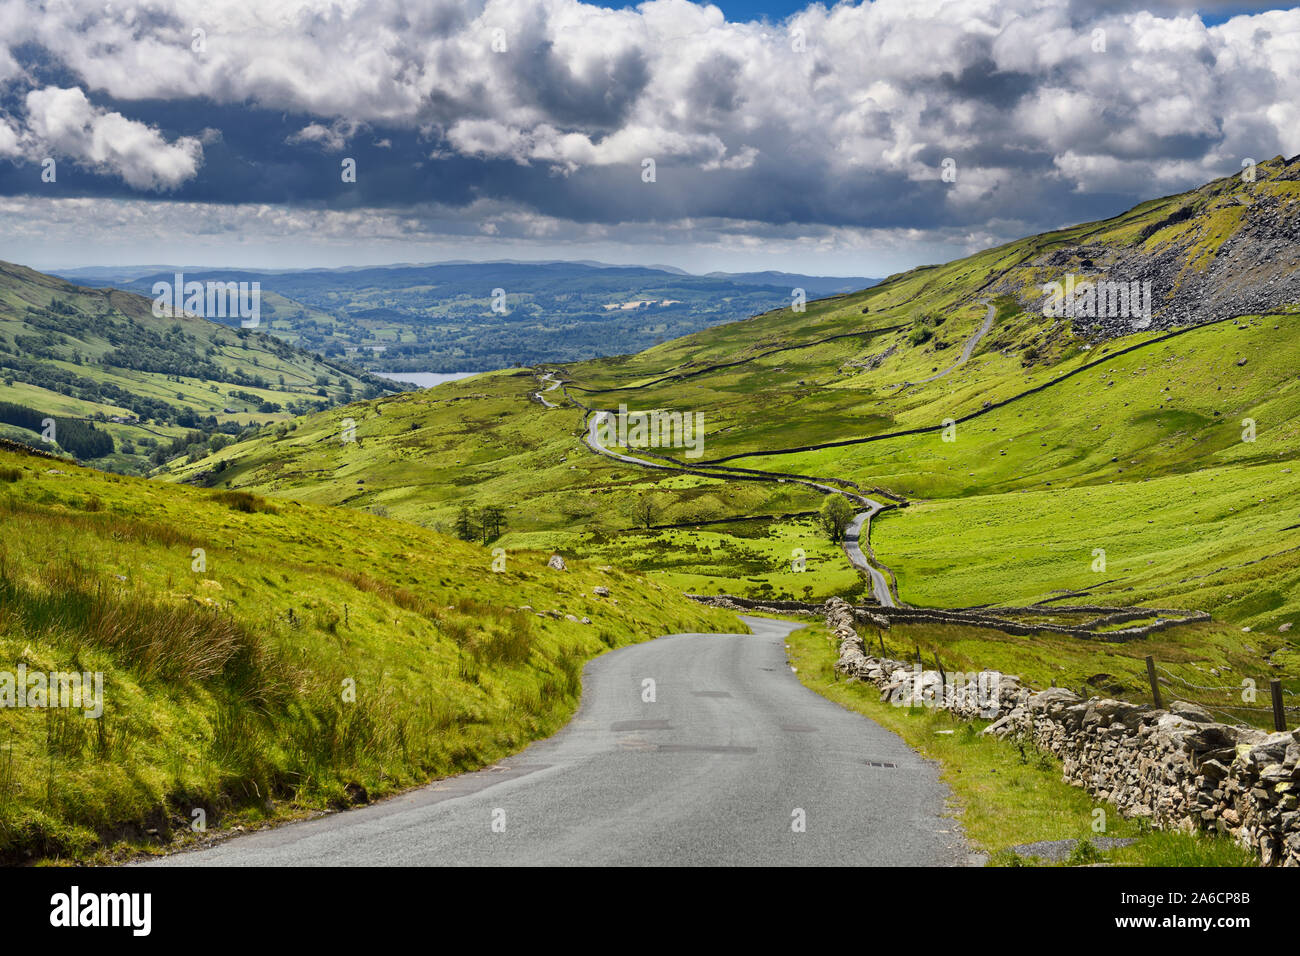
[0,261,401,474]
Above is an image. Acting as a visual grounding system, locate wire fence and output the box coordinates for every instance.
[1152,663,1299,730]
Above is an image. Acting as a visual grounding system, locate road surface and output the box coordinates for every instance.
[843,506,897,608]
[147,617,965,866]
[533,371,562,408]
[900,299,996,386]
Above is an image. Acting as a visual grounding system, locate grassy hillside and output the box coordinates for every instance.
[173,159,1299,725]
[0,261,404,475]
[0,445,738,862]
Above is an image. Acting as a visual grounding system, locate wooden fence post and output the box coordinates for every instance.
[1270,679,1287,732]
[1145,656,1163,709]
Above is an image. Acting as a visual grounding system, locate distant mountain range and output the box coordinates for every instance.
[55,261,879,373]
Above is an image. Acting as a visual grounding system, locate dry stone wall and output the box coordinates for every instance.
[826,597,1300,867]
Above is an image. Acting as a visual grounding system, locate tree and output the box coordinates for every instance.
[454,506,479,542]
[819,495,855,543]
[632,494,660,530]
[480,505,506,543]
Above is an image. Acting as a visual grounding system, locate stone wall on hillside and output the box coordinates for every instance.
[686,593,1210,643]
[685,594,822,615]
[825,597,1300,867]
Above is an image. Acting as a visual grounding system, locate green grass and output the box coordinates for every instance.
[0,260,401,473]
[170,156,1299,731]
[786,624,1256,866]
[0,447,740,862]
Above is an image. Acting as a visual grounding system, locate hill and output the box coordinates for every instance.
[0,261,404,474]
[60,261,879,374]
[0,443,736,861]
[175,156,1300,725]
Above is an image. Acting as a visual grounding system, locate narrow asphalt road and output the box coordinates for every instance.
[583,412,898,606]
[899,300,996,387]
[533,371,562,408]
[147,617,965,866]
[843,506,896,608]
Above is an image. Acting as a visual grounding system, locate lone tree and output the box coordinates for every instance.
[819,495,855,543]
[632,494,661,530]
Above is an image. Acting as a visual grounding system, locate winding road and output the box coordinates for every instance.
[533,371,562,408]
[146,617,965,866]
[897,299,996,387]
[584,408,899,606]
[843,506,896,608]
[562,301,1004,603]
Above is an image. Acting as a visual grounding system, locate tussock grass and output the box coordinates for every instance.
[209,488,278,514]
[0,450,738,862]
[0,553,281,689]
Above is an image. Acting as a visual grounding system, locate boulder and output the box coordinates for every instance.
[1169,700,1215,724]
[547,554,566,570]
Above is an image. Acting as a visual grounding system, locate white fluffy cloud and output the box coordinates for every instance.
[22,86,203,190]
[2,2,1295,174]
[0,0,1297,262]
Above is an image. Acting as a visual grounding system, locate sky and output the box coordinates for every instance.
[0,0,1296,277]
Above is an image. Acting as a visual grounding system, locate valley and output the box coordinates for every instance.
[0,261,405,475]
[2,156,1297,866]
[167,157,1300,731]
[62,262,879,375]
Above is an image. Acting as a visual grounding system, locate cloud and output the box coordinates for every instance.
[0,118,20,158]
[286,119,361,152]
[0,192,1003,276]
[22,86,203,190]
[0,0,1296,258]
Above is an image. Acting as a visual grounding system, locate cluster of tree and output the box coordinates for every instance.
[12,331,64,359]
[0,401,114,459]
[0,356,181,423]
[23,303,96,337]
[453,504,507,544]
[630,494,663,529]
[149,423,249,466]
[102,344,226,381]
